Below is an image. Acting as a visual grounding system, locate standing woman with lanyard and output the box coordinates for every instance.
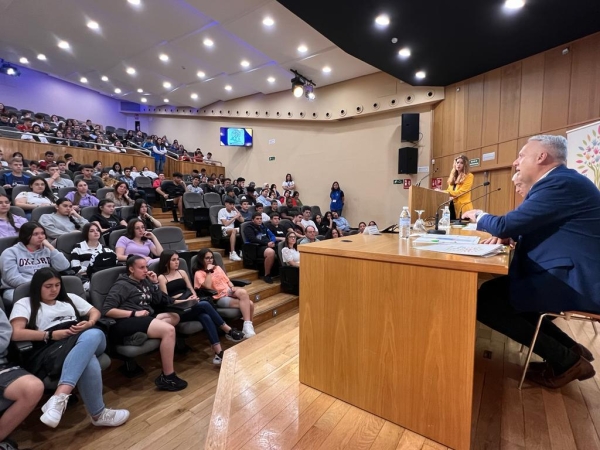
[329,181,345,216]
[443,155,474,220]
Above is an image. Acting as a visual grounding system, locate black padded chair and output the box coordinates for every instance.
[10,206,26,218]
[89,266,160,377]
[96,187,114,201]
[120,205,134,221]
[182,193,209,236]
[133,176,155,204]
[208,204,242,251]
[239,221,272,274]
[310,206,322,218]
[108,229,127,250]
[81,206,97,222]
[30,205,57,223]
[152,227,194,268]
[55,231,84,259]
[11,185,30,203]
[203,192,222,209]
[277,241,299,295]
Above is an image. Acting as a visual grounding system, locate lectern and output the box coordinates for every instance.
[407,185,449,221]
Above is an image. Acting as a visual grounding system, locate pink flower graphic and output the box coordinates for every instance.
[576,125,600,189]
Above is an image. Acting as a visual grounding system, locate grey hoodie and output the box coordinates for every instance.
[0,242,70,302]
[0,309,12,365]
[38,213,88,240]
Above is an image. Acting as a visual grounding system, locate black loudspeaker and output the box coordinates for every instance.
[401,113,420,142]
[398,147,418,174]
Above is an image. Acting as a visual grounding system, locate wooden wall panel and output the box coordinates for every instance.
[471,172,488,211]
[481,69,502,146]
[453,84,467,154]
[480,145,498,170]
[568,33,600,125]
[488,168,514,215]
[541,47,572,131]
[432,101,445,158]
[498,62,522,142]
[497,140,518,168]
[442,85,456,155]
[465,75,484,150]
[518,53,545,137]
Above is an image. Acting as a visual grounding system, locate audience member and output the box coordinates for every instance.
[152,173,166,188]
[70,223,116,290]
[26,162,42,177]
[21,124,48,143]
[155,172,186,220]
[244,212,276,283]
[193,248,255,337]
[281,232,300,267]
[46,164,74,190]
[38,198,88,240]
[187,177,204,194]
[127,199,161,230]
[368,220,378,227]
[332,211,351,233]
[256,188,270,207]
[105,181,134,207]
[324,228,341,239]
[300,206,316,230]
[153,138,168,173]
[115,219,163,265]
[358,222,367,233]
[293,191,303,207]
[0,222,70,303]
[109,163,123,178]
[90,199,127,240]
[279,198,299,221]
[291,213,305,239]
[0,157,30,190]
[238,200,253,221]
[299,225,320,245]
[79,165,104,193]
[221,187,237,204]
[218,198,243,261]
[0,193,26,237]
[314,214,329,235]
[255,203,270,222]
[282,174,295,193]
[14,177,56,218]
[329,181,345,215]
[100,170,118,188]
[38,151,55,170]
[266,213,292,242]
[66,180,99,212]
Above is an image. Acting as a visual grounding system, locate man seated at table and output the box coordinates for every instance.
[463,135,600,389]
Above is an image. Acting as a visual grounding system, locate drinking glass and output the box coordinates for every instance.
[413,210,426,233]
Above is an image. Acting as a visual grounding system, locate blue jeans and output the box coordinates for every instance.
[155,156,165,173]
[58,328,106,416]
[181,301,225,346]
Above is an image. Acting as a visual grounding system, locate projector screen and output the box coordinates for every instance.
[220,127,253,147]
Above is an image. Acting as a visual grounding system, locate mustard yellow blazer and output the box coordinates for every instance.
[444,172,474,217]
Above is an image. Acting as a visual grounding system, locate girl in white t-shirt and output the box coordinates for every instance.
[282,173,295,192]
[281,231,300,267]
[14,176,56,219]
[10,268,130,429]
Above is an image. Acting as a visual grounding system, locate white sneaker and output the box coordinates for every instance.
[40,393,70,428]
[230,251,242,262]
[213,353,223,366]
[243,321,256,338]
[91,407,130,427]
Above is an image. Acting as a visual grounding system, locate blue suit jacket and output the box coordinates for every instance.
[478,165,600,313]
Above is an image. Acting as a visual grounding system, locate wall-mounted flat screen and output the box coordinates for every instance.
[220,127,253,147]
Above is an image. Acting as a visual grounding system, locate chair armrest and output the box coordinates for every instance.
[15,340,33,352]
[231,279,251,287]
[196,288,218,297]
[242,243,260,259]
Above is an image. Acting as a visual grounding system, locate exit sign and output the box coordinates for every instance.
[268,156,275,161]
[393,179,403,184]
[469,158,480,167]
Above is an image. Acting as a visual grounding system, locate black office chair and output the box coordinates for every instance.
[182,193,209,236]
[277,241,299,295]
[239,221,276,275]
[134,176,155,204]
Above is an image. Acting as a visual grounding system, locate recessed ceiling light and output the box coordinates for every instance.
[297,45,308,53]
[398,48,411,58]
[504,0,525,9]
[197,71,206,78]
[126,67,136,75]
[141,97,147,103]
[37,54,46,61]
[127,0,141,5]
[114,88,122,94]
[190,93,198,99]
[163,81,172,89]
[80,77,88,83]
[415,71,426,79]
[163,98,169,103]
[203,38,214,47]
[101,76,109,82]
[262,17,275,26]
[267,77,275,83]
[19,57,29,64]
[240,60,250,68]
[58,40,70,50]
[224,85,232,91]
[322,66,332,73]
[137,88,143,93]
[375,15,390,26]
[159,54,169,61]
[87,21,99,30]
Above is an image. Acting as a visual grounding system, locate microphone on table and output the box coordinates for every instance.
[427,181,491,235]
[416,167,438,188]
[452,187,501,225]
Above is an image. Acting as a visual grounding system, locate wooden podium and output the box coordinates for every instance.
[408,185,449,221]
[298,233,509,450]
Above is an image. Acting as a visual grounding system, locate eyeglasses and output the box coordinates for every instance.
[204,256,214,260]
[288,236,297,239]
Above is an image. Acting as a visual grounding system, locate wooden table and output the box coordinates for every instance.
[298,232,509,450]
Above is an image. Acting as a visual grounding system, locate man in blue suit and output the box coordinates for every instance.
[463,135,600,389]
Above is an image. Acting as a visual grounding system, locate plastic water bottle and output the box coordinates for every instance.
[399,206,411,238]
[439,205,451,231]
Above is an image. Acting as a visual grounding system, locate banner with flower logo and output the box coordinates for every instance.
[567,121,600,190]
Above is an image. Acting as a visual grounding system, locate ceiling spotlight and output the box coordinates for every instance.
[80,77,88,83]
[224,85,232,91]
[190,93,198,99]
[101,75,109,81]
[58,40,70,49]
[141,97,147,103]
[87,21,99,30]
[6,68,15,76]
[114,88,122,94]
[137,88,143,93]
[197,71,206,78]
[19,57,29,64]
[163,98,169,103]
[163,81,172,89]
[267,77,275,83]
[504,0,525,9]
[297,45,308,53]
[126,67,136,75]
[240,60,250,68]
[290,69,316,100]
[304,84,316,100]
[262,17,275,26]
[203,38,214,47]
[398,48,411,58]
[37,54,47,61]
[127,0,141,5]
[159,53,169,61]
[415,71,426,79]
[375,15,390,26]
[322,66,332,73]
[1,64,20,77]
[291,76,304,98]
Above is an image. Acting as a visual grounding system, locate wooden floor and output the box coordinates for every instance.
[11,310,600,449]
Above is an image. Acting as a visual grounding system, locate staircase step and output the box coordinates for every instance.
[228,268,259,281]
[186,237,212,251]
[245,279,282,302]
[252,294,299,327]
[223,259,244,272]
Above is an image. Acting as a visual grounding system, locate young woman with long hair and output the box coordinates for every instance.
[329,181,344,216]
[0,193,27,237]
[281,232,300,267]
[442,155,474,220]
[14,177,56,217]
[10,268,129,428]
[65,180,99,212]
[90,199,127,238]
[70,223,116,290]
[115,219,163,264]
[282,174,295,193]
[105,181,134,207]
[127,199,161,230]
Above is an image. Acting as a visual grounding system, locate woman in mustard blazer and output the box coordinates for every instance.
[444,155,474,220]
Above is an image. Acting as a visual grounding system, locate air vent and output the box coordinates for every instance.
[373,102,380,110]
[356,105,363,114]
[255,111,260,116]
[312,112,318,119]
[265,111,270,117]
[245,111,250,116]
[340,109,347,117]
[389,99,397,107]
[427,91,435,98]
[276,112,281,117]
[405,95,414,104]
[325,112,331,119]
[299,111,305,118]
[287,112,293,118]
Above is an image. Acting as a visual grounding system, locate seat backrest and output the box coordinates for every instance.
[209,205,222,225]
[148,258,190,279]
[277,240,285,266]
[96,187,114,201]
[183,192,204,208]
[55,231,84,257]
[89,266,127,310]
[108,229,127,250]
[14,275,86,304]
[10,206,26,218]
[57,187,77,198]
[0,236,18,255]
[280,219,293,231]
[120,206,134,221]
[152,227,187,251]
[311,205,322,217]
[0,186,5,197]
[11,185,30,203]
[81,206,98,221]
[74,174,84,182]
[240,221,253,243]
[31,206,57,223]
[134,176,152,188]
[203,193,222,208]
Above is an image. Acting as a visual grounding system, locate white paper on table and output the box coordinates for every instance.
[463,223,477,230]
[363,225,380,235]
[413,235,480,244]
[417,243,504,257]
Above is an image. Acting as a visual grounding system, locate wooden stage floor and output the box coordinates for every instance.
[11,309,600,449]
